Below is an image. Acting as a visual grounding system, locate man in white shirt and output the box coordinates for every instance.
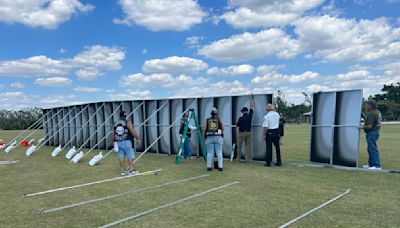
[262,103,281,167]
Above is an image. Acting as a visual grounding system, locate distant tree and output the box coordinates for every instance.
[274,90,311,123]
[369,83,400,121]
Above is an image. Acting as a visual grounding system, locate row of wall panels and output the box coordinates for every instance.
[43,95,273,161]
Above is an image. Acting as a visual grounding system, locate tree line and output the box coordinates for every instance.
[0,108,43,130]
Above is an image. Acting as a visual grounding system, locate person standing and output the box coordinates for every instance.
[236,97,254,162]
[278,113,287,145]
[263,104,281,167]
[204,107,224,171]
[179,113,197,159]
[112,110,141,175]
[360,100,382,170]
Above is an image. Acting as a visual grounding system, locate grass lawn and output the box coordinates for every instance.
[1,124,399,227]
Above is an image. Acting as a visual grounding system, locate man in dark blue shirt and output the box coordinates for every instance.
[236,97,254,162]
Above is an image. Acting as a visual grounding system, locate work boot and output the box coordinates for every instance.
[218,167,223,172]
[207,167,212,171]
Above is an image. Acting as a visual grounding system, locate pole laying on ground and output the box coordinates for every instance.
[278,188,351,228]
[4,110,47,147]
[131,100,197,165]
[23,169,161,197]
[33,108,75,150]
[61,103,105,151]
[37,174,209,214]
[98,181,239,228]
[102,100,169,159]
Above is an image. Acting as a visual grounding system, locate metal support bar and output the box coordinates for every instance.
[84,102,144,158]
[61,103,105,150]
[4,110,46,147]
[131,100,197,165]
[278,188,351,228]
[23,169,161,197]
[98,181,239,228]
[37,174,209,214]
[33,108,75,150]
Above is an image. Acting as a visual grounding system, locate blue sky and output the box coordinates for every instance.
[0,0,399,110]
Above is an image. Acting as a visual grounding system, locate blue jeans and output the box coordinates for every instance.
[366,131,381,167]
[206,136,223,168]
[117,140,135,160]
[183,137,192,159]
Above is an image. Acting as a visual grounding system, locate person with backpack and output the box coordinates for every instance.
[204,107,224,171]
[112,110,141,175]
[179,112,197,159]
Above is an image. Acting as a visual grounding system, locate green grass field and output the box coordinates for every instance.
[1,125,399,227]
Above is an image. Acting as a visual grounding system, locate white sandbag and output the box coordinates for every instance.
[65,146,77,159]
[70,151,84,164]
[113,142,119,152]
[5,145,15,153]
[10,141,17,146]
[51,145,62,157]
[88,151,103,166]
[26,145,37,156]
[37,137,45,144]
[28,138,35,145]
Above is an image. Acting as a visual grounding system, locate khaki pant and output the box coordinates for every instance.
[237,132,251,162]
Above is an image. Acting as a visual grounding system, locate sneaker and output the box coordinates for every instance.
[128,169,139,175]
[368,166,382,170]
[120,171,126,176]
[218,168,223,172]
[264,163,271,167]
[362,165,370,169]
[207,167,212,171]
[190,156,197,160]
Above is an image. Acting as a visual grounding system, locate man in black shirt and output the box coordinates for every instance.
[236,97,254,162]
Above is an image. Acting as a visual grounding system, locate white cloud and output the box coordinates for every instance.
[35,77,72,87]
[256,65,285,74]
[294,15,400,62]
[172,80,250,98]
[207,64,254,76]
[251,71,319,86]
[0,55,69,77]
[337,70,370,80]
[73,86,102,93]
[107,89,152,100]
[39,94,76,107]
[0,45,125,80]
[58,48,67,54]
[198,28,301,62]
[142,56,208,74]
[70,45,125,70]
[0,0,94,29]
[74,68,101,80]
[119,73,208,88]
[0,91,34,109]
[220,0,323,28]
[186,36,204,48]
[114,0,206,31]
[10,82,25,89]
[142,48,148,54]
[306,84,331,92]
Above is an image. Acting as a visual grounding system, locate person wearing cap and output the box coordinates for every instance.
[263,103,281,167]
[112,110,141,175]
[204,107,224,171]
[236,97,255,162]
[359,100,382,170]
